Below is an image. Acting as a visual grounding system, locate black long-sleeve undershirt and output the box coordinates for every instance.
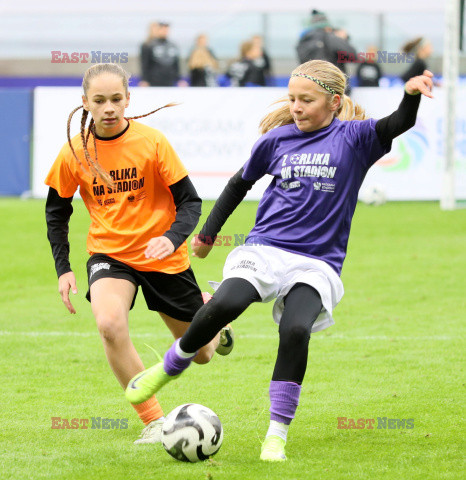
[45,175,201,277]
[375,91,421,146]
[198,91,422,243]
[46,188,74,277]
[163,176,202,250]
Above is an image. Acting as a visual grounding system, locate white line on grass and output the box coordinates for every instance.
[0,330,456,341]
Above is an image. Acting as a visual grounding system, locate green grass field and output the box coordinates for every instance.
[0,198,464,480]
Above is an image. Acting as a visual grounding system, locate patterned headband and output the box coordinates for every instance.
[290,73,337,95]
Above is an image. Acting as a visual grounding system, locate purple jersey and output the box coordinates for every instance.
[242,118,391,275]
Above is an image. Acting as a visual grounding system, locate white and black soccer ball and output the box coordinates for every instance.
[161,403,223,463]
[359,184,387,206]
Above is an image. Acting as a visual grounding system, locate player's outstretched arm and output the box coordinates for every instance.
[375,70,434,145]
[405,70,434,98]
[192,168,256,259]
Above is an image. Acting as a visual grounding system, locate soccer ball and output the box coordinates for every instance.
[161,403,223,462]
[359,184,387,206]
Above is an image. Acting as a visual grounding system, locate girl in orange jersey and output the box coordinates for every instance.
[45,63,232,444]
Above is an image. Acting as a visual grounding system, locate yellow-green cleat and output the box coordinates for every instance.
[125,362,179,405]
[260,435,287,462]
[216,324,235,356]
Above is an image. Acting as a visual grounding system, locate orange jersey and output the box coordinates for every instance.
[45,120,190,273]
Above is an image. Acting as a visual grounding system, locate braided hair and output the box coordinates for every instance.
[67,63,177,188]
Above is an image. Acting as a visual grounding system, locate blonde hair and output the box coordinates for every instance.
[67,63,176,188]
[188,47,217,70]
[188,34,218,70]
[259,60,366,135]
[240,40,254,58]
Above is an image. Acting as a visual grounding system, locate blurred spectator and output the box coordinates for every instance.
[296,10,357,79]
[251,35,273,85]
[356,46,383,87]
[226,40,268,87]
[139,21,183,87]
[187,34,218,87]
[400,37,433,83]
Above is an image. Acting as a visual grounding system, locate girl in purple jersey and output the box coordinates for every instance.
[125,60,434,461]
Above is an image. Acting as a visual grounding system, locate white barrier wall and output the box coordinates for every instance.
[33,86,466,200]
[32,87,285,200]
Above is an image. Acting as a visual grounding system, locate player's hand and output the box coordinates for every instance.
[405,70,434,98]
[145,236,175,260]
[191,235,214,258]
[58,271,78,314]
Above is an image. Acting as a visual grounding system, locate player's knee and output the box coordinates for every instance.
[96,314,127,344]
[279,324,311,349]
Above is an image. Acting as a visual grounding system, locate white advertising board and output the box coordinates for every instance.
[32,86,285,200]
[33,86,466,200]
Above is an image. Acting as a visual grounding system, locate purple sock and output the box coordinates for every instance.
[163,339,196,376]
[269,380,302,425]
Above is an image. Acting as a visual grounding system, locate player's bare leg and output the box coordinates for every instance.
[90,277,164,443]
[90,278,142,386]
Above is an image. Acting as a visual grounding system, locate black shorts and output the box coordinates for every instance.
[86,253,204,322]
